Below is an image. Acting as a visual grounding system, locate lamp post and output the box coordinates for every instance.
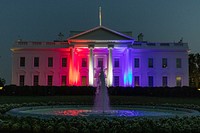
[0,56,5,89]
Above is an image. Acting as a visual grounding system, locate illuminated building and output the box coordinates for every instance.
[11,25,189,87]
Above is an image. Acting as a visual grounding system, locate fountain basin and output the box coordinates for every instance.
[6,105,200,119]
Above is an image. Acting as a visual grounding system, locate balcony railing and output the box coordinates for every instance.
[13,41,69,48]
[132,42,188,50]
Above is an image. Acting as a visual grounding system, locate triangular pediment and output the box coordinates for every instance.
[68,26,134,43]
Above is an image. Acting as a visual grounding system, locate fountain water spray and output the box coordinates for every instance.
[93,67,110,113]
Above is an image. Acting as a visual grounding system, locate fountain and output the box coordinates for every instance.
[93,67,110,113]
[6,69,200,119]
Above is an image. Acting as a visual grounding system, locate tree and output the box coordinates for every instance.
[0,78,5,86]
[189,53,200,88]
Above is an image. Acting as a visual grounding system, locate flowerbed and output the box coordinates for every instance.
[0,103,200,133]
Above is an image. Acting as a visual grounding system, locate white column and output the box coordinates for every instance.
[107,47,113,86]
[123,48,133,86]
[69,48,74,85]
[89,48,94,86]
[127,48,133,86]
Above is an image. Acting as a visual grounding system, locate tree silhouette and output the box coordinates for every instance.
[0,78,5,86]
[189,53,200,87]
[58,32,64,41]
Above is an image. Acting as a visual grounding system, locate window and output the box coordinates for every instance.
[162,58,167,68]
[162,76,168,87]
[98,58,103,68]
[19,75,25,86]
[114,58,119,67]
[148,76,154,87]
[176,58,182,68]
[61,76,67,86]
[20,57,25,67]
[48,57,53,67]
[82,58,87,67]
[34,57,39,67]
[81,76,87,86]
[47,75,53,86]
[33,75,39,86]
[134,76,140,86]
[114,76,119,86]
[176,76,182,87]
[62,58,67,67]
[134,58,140,68]
[148,58,153,68]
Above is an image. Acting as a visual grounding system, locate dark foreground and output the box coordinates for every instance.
[0,96,200,133]
[0,96,200,105]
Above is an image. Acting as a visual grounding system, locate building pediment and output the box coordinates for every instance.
[68,26,134,44]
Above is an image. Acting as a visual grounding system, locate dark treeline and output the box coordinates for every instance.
[189,53,200,88]
[0,85,199,97]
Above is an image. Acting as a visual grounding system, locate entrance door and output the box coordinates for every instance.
[81,76,87,86]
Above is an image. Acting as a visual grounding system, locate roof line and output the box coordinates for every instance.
[67,26,134,41]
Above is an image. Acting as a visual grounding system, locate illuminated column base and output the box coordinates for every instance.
[68,48,80,86]
[69,48,74,85]
[127,48,133,86]
[123,48,133,86]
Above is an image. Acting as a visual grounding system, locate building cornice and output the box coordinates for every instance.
[68,39,134,44]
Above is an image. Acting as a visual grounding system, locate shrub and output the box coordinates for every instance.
[21,122,31,132]
[69,127,79,133]
[156,123,172,133]
[0,122,10,132]
[57,126,67,133]
[2,85,200,97]
[11,123,21,132]
[45,125,54,133]
[32,124,41,133]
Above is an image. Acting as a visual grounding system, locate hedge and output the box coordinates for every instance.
[0,85,200,97]
[0,103,200,133]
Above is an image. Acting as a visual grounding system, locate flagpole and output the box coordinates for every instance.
[99,6,102,26]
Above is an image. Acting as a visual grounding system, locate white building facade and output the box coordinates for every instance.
[11,26,189,87]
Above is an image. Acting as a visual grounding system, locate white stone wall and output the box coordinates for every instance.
[12,49,70,86]
[130,49,189,87]
[11,46,189,87]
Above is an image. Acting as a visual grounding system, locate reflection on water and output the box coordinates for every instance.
[8,105,198,119]
[53,109,147,117]
[54,110,91,116]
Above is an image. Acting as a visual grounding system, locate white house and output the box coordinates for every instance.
[11,26,189,87]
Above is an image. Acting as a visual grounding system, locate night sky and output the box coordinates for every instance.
[0,0,200,84]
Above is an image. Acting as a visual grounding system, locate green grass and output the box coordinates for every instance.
[0,96,200,105]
